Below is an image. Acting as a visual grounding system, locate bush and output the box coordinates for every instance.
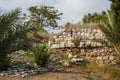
[71,38,81,47]
[32,43,51,67]
[74,60,89,67]
[0,54,10,70]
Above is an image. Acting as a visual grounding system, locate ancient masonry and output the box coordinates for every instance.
[48,28,118,64]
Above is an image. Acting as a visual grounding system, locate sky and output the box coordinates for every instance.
[0,0,111,24]
[0,0,111,33]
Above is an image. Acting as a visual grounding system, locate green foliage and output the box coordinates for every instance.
[74,60,89,67]
[0,8,35,53]
[99,1,120,55]
[28,5,62,29]
[0,9,36,70]
[109,0,120,27]
[71,38,81,47]
[0,54,10,70]
[23,64,34,70]
[32,43,50,67]
[82,11,108,24]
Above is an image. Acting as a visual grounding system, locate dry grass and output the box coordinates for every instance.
[27,31,54,43]
[83,63,120,80]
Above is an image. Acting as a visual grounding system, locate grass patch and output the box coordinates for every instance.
[82,63,120,80]
[74,60,89,67]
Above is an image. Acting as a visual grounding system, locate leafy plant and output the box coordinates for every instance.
[0,54,10,70]
[98,0,120,55]
[71,38,81,47]
[28,5,62,29]
[0,9,36,70]
[74,59,89,67]
[99,12,120,55]
[32,43,51,67]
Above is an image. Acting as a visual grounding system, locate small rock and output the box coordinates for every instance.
[0,73,5,76]
[14,73,20,77]
[21,74,25,78]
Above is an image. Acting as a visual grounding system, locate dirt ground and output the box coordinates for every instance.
[0,66,102,80]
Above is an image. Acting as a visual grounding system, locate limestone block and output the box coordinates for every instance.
[62,28,66,32]
[88,29,92,33]
[68,34,71,37]
[66,41,74,47]
[86,52,90,57]
[51,44,60,48]
[98,49,104,53]
[86,57,90,60]
[60,42,66,48]
[96,29,100,33]
[103,56,109,60]
[93,49,98,53]
[62,32,67,35]
[53,35,57,39]
[55,38,60,44]
[93,29,97,33]
[80,49,85,53]
[80,42,85,47]
[101,52,106,56]
[77,32,81,35]
[58,36,62,38]
[69,43,75,47]
[96,43,102,47]
[48,40,51,45]
[96,52,101,56]
[97,56,102,60]
[67,40,72,44]
[109,56,115,60]
[90,52,97,57]
[85,41,91,48]
[60,37,64,41]
[89,36,94,40]
[86,33,89,38]
[72,32,77,36]
[82,29,85,32]
[79,52,86,56]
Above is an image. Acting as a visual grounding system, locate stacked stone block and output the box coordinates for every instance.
[48,28,117,64]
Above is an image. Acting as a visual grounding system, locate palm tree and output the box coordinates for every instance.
[0,8,35,70]
[99,12,120,55]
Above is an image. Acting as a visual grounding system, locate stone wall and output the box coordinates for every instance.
[56,47,117,65]
[48,28,111,48]
[48,28,117,64]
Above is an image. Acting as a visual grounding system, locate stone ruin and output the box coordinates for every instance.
[48,28,118,65]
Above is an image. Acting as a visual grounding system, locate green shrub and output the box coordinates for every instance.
[0,54,10,70]
[23,64,34,69]
[0,9,36,70]
[32,43,51,67]
[74,60,89,67]
[71,38,81,47]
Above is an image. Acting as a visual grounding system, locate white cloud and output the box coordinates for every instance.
[51,0,111,24]
[0,0,40,12]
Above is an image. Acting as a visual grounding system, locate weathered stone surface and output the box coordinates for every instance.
[48,28,117,65]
